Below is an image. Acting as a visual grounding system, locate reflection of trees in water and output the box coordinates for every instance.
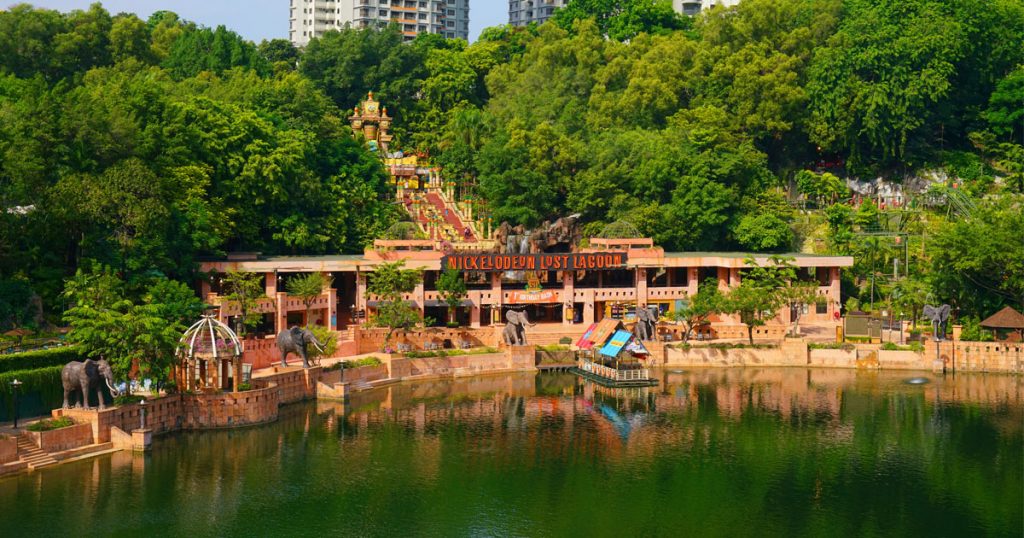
[0,369,1019,536]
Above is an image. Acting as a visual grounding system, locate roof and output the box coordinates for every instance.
[980,306,1024,329]
[599,330,634,358]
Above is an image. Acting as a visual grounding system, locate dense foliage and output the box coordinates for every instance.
[1,0,1022,328]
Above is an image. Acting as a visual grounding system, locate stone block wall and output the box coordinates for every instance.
[28,422,93,452]
[386,352,525,379]
[357,327,497,354]
[252,366,321,404]
[808,349,857,368]
[58,395,183,443]
[0,434,17,464]
[926,341,1024,373]
[182,388,279,428]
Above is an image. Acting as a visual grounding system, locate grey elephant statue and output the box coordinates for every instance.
[502,310,533,346]
[634,306,659,341]
[277,326,327,368]
[923,304,951,341]
[62,358,120,410]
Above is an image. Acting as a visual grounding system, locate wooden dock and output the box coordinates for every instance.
[571,358,658,387]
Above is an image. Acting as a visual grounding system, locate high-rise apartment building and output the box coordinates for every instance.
[508,0,741,27]
[508,0,567,27]
[290,0,469,47]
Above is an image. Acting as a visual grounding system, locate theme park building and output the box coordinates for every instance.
[199,92,852,355]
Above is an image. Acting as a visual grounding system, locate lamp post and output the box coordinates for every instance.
[10,379,22,428]
[139,399,147,429]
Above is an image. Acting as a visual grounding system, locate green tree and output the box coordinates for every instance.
[554,0,687,42]
[671,279,722,342]
[222,270,266,337]
[436,268,467,326]
[720,256,791,343]
[366,261,423,345]
[286,272,330,326]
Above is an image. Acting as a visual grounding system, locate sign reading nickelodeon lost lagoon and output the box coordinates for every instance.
[442,252,628,272]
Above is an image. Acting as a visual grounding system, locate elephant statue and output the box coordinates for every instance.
[277,326,327,368]
[62,358,120,410]
[502,310,533,346]
[633,306,659,341]
[923,304,951,341]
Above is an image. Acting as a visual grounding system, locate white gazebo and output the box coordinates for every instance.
[176,315,244,392]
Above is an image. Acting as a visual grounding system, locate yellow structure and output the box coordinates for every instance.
[348,91,392,154]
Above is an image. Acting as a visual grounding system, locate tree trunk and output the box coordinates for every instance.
[748,325,754,345]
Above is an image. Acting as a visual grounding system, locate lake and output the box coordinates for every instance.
[1,368,1021,537]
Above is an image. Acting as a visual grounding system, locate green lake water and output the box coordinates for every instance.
[1,369,1021,537]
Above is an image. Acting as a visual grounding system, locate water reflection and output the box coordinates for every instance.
[0,369,1020,537]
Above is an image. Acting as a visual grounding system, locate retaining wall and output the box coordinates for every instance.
[357,327,498,354]
[28,422,93,452]
[0,434,17,464]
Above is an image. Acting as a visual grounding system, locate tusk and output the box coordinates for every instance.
[106,379,120,396]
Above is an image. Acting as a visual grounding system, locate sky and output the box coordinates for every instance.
[19,0,507,42]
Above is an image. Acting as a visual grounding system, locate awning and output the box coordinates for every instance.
[575,323,598,349]
[599,330,633,358]
[366,300,418,308]
[423,299,474,307]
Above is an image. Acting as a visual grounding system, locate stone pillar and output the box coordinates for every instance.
[717,267,729,292]
[491,271,502,310]
[562,270,575,325]
[636,268,648,307]
[414,280,425,317]
[327,287,338,330]
[830,267,841,317]
[265,272,277,296]
[233,356,242,392]
[687,267,699,296]
[356,272,367,312]
[729,268,740,287]
[470,294,481,328]
[583,289,595,325]
[200,279,212,300]
[275,293,287,333]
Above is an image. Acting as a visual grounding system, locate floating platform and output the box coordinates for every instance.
[571,358,658,387]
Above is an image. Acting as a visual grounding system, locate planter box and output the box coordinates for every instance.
[29,422,94,452]
[0,434,16,464]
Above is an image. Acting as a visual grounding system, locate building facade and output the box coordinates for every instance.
[508,0,567,27]
[199,238,851,341]
[290,0,469,47]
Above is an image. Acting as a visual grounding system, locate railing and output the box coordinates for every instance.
[577,358,650,382]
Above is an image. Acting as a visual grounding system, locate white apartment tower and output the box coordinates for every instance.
[290,0,469,46]
[507,0,741,27]
[508,0,567,27]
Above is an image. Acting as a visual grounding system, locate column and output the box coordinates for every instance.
[636,268,648,307]
[687,267,699,296]
[414,280,425,317]
[583,290,595,324]
[265,272,277,296]
[356,272,367,312]
[275,293,287,333]
[729,268,740,287]
[470,293,481,328]
[327,287,338,330]
[717,267,729,292]
[830,267,841,318]
[563,270,575,325]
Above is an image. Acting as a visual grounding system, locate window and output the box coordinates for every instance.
[816,301,828,314]
[379,9,388,15]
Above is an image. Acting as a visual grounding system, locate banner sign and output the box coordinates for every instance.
[506,290,559,304]
[442,252,628,272]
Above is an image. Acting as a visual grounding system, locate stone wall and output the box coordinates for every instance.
[28,422,93,452]
[357,327,498,354]
[252,366,321,404]
[0,434,17,464]
[386,351,533,380]
[664,342,809,367]
[808,348,857,368]
[927,340,1024,373]
[181,388,279,429]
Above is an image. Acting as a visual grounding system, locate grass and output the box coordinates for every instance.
[536,344,570,352]
[27,416,74,432]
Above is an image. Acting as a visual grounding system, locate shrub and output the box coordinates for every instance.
[27,416,74,431]
[238,382,252,391]
[558,337,573,345]
[342,356,383,369]
[536,344,569,352]
[0,346,84,374]
[809,342,856,351]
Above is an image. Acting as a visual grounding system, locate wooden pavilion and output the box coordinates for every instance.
[980,306,1024,342]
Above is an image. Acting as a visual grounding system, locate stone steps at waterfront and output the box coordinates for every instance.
[16,435,57,469]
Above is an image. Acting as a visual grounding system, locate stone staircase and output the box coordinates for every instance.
[17,434,57,470]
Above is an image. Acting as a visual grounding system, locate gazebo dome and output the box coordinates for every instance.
[178,315,243,360]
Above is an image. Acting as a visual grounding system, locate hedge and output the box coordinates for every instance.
[0,346,84,374]
[0,365,65,422]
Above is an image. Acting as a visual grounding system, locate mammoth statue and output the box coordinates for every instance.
[502,310,534,346]
[923,304,951,341]
[634,306,660,341]
[62,358,120,410]
[277,326,327,368]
